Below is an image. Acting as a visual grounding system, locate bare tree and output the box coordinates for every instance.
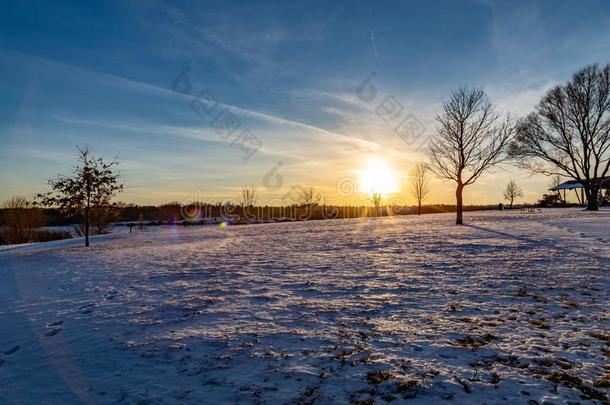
[549,175,565,204]
[239,185,257,223]
[503,180,524,209]
[429,87,513,224]
[38,147,123,247]
[410,163,430,215]
[509,64,610,211]
[550,175,562,189]
[1,196,44,244]
[240,185,257,207]
[298,187,321,207]
[371,192,382,210]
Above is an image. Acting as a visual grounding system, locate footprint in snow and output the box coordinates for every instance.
[0,358,4,367]
[47,321,63,327]
[45,328,62,337]
[104,290,118,300]
[79,303,95,314]
[3,345,20,355]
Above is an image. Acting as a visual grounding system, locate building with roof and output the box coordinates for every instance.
[549,177,610,205]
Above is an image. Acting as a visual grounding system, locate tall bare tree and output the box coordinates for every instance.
[509,64,610,211]
[1,196,44,244]
[370,192,382,210]
[239,185,257,207]
[239,185,257,223]
[38,147,123,247]
[503,180,524,209]
[429,87,513,224]
[410,163,430,215]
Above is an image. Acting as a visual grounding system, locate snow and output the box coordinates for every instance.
[0,233,119,254]
[0,208,608,404]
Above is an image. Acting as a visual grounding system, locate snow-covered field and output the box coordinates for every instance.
[0,209,608,404]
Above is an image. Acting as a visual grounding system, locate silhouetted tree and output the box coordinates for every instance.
[503,180,524,209]
[38,147,123,247]
[371,192,382,212]
[298,187,321,207]
[410,163,430,215]
[538,193,562,207]
[295,187,321,220]
[429,87,513,224]
[239,185,257,222]
[1,196,44,244]
[509,64,610,211]
[549,175,566,204]
[240,185,257,207]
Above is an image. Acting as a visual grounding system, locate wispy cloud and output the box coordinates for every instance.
[1,48,381,155]
[135,0,335,82]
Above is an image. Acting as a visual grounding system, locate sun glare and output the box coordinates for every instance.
[357,157,400,196]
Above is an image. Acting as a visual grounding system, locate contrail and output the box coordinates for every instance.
[369,29,379,60]
[0,47,382,152]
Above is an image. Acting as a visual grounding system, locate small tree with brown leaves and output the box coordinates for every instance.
[38,147,123,247]
[410,163,430,215]
[429,87,513,224]
[503,180,524,209]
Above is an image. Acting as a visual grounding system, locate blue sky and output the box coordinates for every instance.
[1,0,610,205]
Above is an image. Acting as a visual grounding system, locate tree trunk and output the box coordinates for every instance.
[509,198,513,209]
[85,194,90,247]
[456,183,464,225]
[418,201,422,215]
[586,187,599,211]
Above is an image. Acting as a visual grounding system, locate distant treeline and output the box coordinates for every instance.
[0,202,534,228]
[1,199,573,245]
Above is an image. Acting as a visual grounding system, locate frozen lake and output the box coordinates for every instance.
[0,209,609,404]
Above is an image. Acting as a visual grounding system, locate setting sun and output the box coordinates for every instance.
[357,157,401,196]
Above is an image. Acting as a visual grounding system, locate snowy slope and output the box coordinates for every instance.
[0,208,608,404]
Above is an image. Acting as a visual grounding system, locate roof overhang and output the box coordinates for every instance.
[550,181,582,191]
[549,177,610,191]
